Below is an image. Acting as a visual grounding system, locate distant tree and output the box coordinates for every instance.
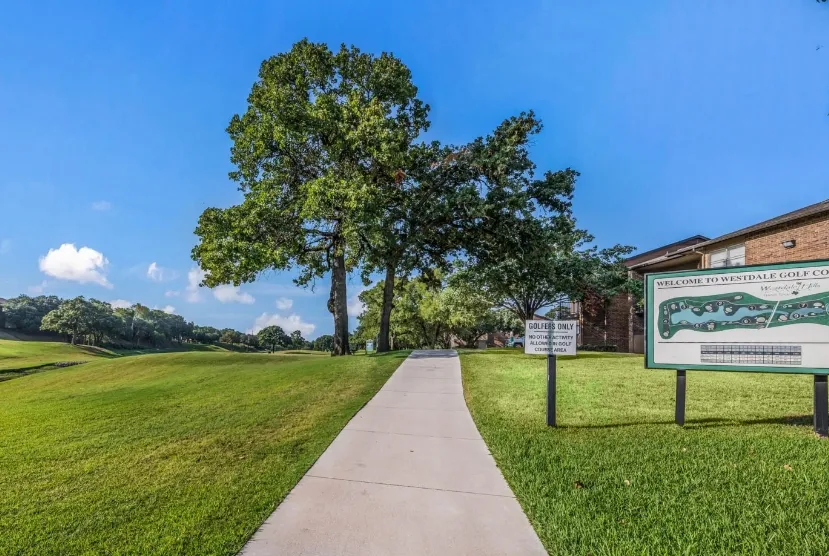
[289,330,305,349]
[193,325,221,344]
[219,329,242,345]
[241,333,260,349]
[192,39,429,356]
[2,295,62,333]
[113,307,137,343]
[41,297,95,344]
[311,334,334,352]
[257,325,290,353]
[85,299,119,345]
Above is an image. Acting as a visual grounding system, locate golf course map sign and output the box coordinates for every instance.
[646,260,829,374]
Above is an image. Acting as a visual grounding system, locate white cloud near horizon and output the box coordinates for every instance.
[248,312,316,336]
[91,200,112,211]
[185,267,254,304]
[39,243,112,288]
[110,299,133,309]
[213,284,255,304]
[185,267,206,302]
[160,305,176,314]
[147,262,178,282]
[347,288,367,317]
[275,297,293,310]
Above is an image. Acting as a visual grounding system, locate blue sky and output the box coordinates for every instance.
[1,1,828,338]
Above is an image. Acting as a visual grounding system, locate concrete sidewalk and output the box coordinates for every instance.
[240,350,546,556]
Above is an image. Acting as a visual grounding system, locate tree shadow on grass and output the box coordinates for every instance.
[367,351,411,359]
[562,415,813,430]
[460,350,639,360]
[75,346,120,358]
[573,352,642,359]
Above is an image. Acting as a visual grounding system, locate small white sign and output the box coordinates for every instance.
[366,340,374,353]
[524,320,577,355]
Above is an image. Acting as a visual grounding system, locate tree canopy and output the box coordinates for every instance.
[192,39,429,355]
[257,325,291,353]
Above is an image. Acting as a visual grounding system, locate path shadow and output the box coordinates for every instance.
[407,350,457,359]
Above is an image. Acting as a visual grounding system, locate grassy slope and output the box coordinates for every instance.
[0,339,232,377]
[461,349,829,555]
[0,340,117,372]
[0,349,408,555]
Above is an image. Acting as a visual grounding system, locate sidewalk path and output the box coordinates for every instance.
[240,350,547,556]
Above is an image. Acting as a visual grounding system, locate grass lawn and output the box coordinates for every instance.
[0,340,118,374]
[0,346,408,555]
[461,349,829,555]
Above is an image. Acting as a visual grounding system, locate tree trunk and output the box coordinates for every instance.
[377,264,395,353]
[329,243,352,356]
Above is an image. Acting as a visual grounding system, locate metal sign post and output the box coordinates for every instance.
[524,320,576,428]
[675,369,686,426]
[815,375,828,437]
[547,354,556,427]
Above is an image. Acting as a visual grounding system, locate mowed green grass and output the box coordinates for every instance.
[461,349,829,555]
[0,348,408,555]
[0,340,117,373]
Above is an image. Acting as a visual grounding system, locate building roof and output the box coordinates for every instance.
[629,198,829,271]
[624,235,709,267]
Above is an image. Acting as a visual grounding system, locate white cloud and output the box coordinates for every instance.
[185,267,206,303]
[91,200,112,211]
[39,243,112,288]
[275,297,293,310]
[165,290,180,298]
[160,305,176,314]
[0,239,11,255]
[147,262,177,282]
[347,288,367,317]
[110,299,133,309]
[28,281,48,294]
[213,284,255,304]
[248,312,316,336]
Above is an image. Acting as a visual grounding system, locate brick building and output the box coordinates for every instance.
[580,198,829,353]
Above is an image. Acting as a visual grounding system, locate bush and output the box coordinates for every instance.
[577,344,617,352]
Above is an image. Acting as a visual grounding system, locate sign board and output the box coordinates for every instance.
[524,320,577,355]
[366,340,374,353]
[646,260,829,374]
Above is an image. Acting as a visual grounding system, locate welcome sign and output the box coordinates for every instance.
[646,260,829,374]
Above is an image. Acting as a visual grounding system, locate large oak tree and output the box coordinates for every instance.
[192,40,428,355]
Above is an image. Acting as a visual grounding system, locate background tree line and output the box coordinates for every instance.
[0,294,324,352]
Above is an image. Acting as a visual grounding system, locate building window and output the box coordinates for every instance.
[710,244,745,268]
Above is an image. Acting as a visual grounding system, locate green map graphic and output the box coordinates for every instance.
[658,291,829,339]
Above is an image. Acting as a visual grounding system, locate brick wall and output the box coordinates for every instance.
[745,213,829,265]
[580,291,631,350]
